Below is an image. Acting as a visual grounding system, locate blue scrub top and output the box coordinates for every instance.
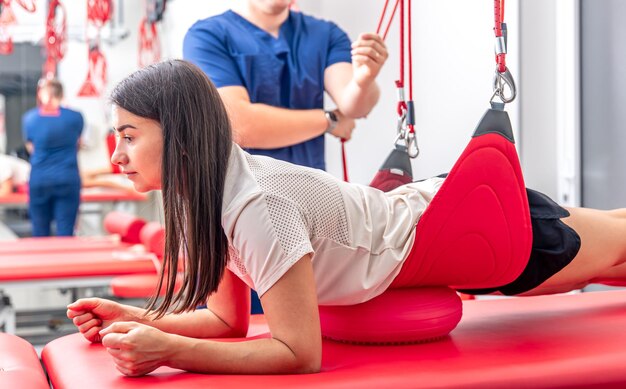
[183,10,352,170]
[22,107,84,187]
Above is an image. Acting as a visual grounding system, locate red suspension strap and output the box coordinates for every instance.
[491,0,516,105]
[43,0,67,79]
[0,0,38,55]
[138,0,166,68]
[377,0,418,158]
[493,0,506,73]
[341,0,416,183]
[78,0,111,97]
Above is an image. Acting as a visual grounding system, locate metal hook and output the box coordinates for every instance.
[406,132,419,158]
[491,67,517,104]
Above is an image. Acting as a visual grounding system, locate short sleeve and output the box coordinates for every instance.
[229,192,314,297]
[0,156,11,182]
[326,22,352,68]
[183,20,244,88]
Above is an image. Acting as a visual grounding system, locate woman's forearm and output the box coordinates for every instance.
[168,335,320,374]
[141,308,246,339]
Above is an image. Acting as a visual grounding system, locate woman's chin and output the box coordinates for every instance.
[132,183,156,193]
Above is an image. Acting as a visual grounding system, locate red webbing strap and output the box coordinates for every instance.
[494,0,506,73]
[340,139,349,182]
[15,0,35,12]
[43,0,66,79]
[138,17,160,68]
[87,0,111,27]
[341,0,415,182]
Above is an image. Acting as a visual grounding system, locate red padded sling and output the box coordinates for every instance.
[391,108,532,289]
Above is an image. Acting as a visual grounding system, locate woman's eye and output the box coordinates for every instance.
[123,136,133,143]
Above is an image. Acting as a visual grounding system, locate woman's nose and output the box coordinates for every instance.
[110,145,128,166]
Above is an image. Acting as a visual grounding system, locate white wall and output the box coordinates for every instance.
[314,0,520,184]
[11,0,522,186]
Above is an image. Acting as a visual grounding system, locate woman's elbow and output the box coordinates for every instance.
[291,346,322,374]
[296,358,321,374]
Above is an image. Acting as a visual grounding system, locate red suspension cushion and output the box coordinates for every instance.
[319,287,462,344]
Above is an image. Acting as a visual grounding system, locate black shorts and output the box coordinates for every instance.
[458,188,581,296]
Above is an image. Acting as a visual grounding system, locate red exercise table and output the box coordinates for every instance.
[42,290,626,389]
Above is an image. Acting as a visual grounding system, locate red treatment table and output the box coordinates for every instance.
[42,290,626,389]
[0,235,133,255]
[0,188,147,208]
[0,249,158,333]
[0,333,49,389]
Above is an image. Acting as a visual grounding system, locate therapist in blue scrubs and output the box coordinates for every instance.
[183,0,388,171]
[183,0,388,313]
[22,79,84,237]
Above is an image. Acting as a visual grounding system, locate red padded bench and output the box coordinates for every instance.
[0,333,49,389]
[42,290,626,388]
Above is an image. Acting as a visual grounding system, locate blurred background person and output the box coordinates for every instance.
[22,79,84,236]
[0,153,30,196]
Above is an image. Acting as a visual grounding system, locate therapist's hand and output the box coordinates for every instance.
[100,321,177,377]
[351,33,388,88]
[67,298,140,343]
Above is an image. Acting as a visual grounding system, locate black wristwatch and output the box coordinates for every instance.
[324,110,338,134]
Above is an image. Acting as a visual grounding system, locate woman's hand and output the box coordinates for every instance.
[67,298,140,343]
[100,321,178,377]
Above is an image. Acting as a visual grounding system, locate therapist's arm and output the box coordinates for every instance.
[218,87,355,148]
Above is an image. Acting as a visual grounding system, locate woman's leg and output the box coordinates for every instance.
[522,207,626,296]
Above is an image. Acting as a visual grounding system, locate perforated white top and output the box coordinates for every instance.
[0,155,30,186]
[222,145,444,305]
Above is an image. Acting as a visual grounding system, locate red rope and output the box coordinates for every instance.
[407,0,414,134]
[376,0,400,41]
[494,0,506,73]
[375,0,390,34]
[341,139,349,182]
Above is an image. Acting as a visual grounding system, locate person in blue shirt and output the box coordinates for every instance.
[183,0,388,171]
[183,0,388,313]
[22,79,84,236]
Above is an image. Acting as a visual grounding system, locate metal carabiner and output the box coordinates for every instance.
[491,67,517,104]
[406,131,420,158]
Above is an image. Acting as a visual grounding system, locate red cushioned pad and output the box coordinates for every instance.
[140,222,165,257]
[111,273,182,298]
[42,291,626,388]
[0,334,49,389]
[104,212,147,244]
[0,250,158,281]
[0,236,131,255]
[392,130,532,289]
[319,287,462,344]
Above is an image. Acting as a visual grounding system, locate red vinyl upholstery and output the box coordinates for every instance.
[0,250,157,281]
[104,212,147,244]
[0,236,130,255]
[110,273,182,298]
[42,291,626,389]
[319,287,462,344]
[0,333,49,389]
[392,110,532,289]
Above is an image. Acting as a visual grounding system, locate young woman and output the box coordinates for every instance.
[68,59,626,376]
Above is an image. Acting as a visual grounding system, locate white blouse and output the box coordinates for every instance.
[222,145,443,305]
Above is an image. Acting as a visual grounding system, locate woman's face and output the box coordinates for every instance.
[110,106,163,192]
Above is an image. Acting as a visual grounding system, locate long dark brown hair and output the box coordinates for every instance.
[110,60,232,317]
